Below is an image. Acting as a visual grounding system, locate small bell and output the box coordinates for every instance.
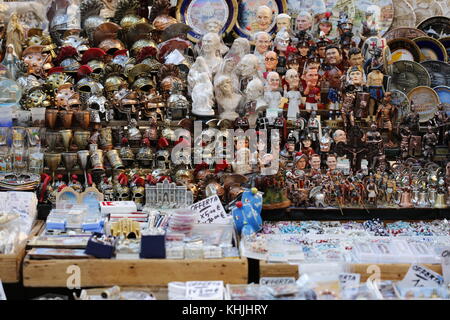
[434,193,447,209]
[399,190,413,208]
[417,191,429,208]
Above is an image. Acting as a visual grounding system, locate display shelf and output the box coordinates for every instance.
[262,207,450,221]
[259,261,443,282]
[0,221,45,283]
[22,257,248,287]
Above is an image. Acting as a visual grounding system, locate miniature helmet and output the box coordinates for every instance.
[155,149,171,169]
[24,86,51,109]
[120,14,146,29]
[99,39,126,56]
[153,15,177,31]
[46,67,71,91]
[131,39,158,57]
[104,75,127,93]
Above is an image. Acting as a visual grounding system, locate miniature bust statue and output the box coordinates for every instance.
[302,68,320,112]
[232,137,252,175]
[310,154,321,171]
[264,51,278,74]
[284,69,301,121]
[296,11,313,32]
[251,5,273,32]
[348,47,364,69]
[274,28,290,55]
[204,18,228,56]
[191,72,215,116]
[253,32,271,71]
[326,154,337,171]
[325,45,343,68]
[226,37,250,62]
[348,67,365,87]
[264,72,283,120]
[276,13,291,32]
[188,56,211,94]
[215,58,240,92]
[236,54,261,92]
[244,77,268,127]
[214,75,242,121]
[199,32,223,75]
[333,129,347,144]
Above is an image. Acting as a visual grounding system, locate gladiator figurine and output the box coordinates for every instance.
[376,92,396,147]
[422,126,438,161]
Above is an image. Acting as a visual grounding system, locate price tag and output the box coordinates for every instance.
[260,277,296,287]
[0,280,6,300]
[440,248,450,287]
[185,281,224,300]
[189,195,229,224]
[398,264,444,290]
[338,273,360,290]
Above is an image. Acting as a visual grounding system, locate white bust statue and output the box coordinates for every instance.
[245,77,268,127]
[214,75,242,121]
[284,69,302,121]
[199,32,223,75]
[191,72,215,116]
[236,54,261,92]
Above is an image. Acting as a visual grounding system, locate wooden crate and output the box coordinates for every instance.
[23,257,248,287]
[260,261,442,282]
[350,264,442,282]
[0,221,44,283]
[259,261,298,279]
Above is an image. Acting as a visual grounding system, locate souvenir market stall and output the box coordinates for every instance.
[0,0,449,300]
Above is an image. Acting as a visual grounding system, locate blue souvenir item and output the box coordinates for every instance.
[434,86,450,116]
[232,198,262,236]
[241,187,263,226]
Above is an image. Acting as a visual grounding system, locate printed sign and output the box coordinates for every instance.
[398,264,444,289]
[260,277,296,286]
[339,273,361,290]
[189,195,229,224]
[185,281,224,300]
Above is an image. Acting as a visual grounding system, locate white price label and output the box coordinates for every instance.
[399,264,444,289]
[260,277,296,286]
[185,281,224,300]
[190,195,229,224]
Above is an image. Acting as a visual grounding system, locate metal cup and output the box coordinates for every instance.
[74,131,91,150]
[106,149,125,170]
[45,131,60,152]
[77,150,90,187]
[75,110,91,130]
[90,149,105,172]
[45,109,59,129]
[60,129,73,152]
[59,110,74,129]
[62,152,78,181]
[44,152,61,181]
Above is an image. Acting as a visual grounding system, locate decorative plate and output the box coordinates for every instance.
[438,36,450,62]
[387,38,422,62]
[433,85,450,116]
[232,0,287,39]
[406,86,440,122]
[176,0,238,42]
[330,0,394,40]
[390,89,410,125]
[417,16,450,39]
[413,36,448,61]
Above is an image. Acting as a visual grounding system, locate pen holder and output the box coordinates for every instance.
[85,233,117,259]
[140,234,166,259]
